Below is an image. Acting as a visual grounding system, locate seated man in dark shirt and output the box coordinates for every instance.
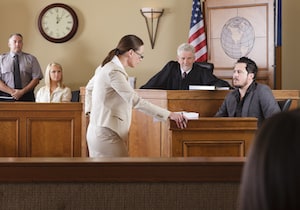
[140,43,231,90]
[215,56,280,127]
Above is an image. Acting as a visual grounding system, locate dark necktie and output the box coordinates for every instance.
[182,72,187,79]
[13,54,22,89]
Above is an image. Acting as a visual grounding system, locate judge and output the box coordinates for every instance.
[140,43,231,90]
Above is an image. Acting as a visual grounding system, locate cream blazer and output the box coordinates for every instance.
[88,56,170,141]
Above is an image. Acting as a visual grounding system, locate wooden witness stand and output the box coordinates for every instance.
[80,88,299,158]
[169,118,257,157]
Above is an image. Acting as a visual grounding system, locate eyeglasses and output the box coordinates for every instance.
[134,51,144,60]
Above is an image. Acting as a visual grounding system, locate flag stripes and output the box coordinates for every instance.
[188,0,208,62]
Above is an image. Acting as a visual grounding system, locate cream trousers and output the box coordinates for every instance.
[87,125,128,157]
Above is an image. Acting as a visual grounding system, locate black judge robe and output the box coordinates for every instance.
[140,61,231,90]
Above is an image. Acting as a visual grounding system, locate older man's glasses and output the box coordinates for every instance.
[134,51,144,60]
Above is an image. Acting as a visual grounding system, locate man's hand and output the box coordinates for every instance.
[11,89,25,100]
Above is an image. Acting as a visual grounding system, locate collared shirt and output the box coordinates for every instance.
[180,68,191,78]
[111,55,126,72]
[0,52,43,88]
[36,86,72,102]
[234,82,256,117]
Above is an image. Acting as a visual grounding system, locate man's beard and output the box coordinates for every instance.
[232,79,246,88]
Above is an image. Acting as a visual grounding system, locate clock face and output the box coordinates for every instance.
[38,3,78,43]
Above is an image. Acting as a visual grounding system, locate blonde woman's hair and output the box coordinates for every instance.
[44,62,65,88]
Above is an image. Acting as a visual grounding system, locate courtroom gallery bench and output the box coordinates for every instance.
[0,157,243,210]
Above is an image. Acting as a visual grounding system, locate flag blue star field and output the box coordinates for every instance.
[275,0,281,46]
[188,0,208,62]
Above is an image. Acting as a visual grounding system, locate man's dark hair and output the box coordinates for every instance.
[237,57,258,79]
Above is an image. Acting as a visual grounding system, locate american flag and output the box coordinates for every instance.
[275,0,282,47]
[188,0,208,62]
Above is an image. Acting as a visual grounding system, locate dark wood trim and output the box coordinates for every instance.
[0,157,244,182]
[275,46,282,89]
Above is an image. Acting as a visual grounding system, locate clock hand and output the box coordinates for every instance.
[58,11,65,24]
[56,14,60,24]
[60,13,64,21]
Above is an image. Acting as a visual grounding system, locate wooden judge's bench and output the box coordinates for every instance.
[80,88,299,158]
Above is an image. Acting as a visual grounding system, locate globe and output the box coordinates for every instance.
[220,16,255,59]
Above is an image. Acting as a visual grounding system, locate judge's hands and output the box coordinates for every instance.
[169,112,188,129]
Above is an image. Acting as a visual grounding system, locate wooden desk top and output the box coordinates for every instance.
[170,117,258,130]
[0,102,82,111]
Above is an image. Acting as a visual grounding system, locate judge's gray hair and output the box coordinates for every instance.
[177,43,195,56]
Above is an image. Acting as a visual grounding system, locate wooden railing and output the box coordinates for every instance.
[0,157,244,209]
[0,157,244,182]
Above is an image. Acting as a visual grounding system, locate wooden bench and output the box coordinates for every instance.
[0,157,244,209]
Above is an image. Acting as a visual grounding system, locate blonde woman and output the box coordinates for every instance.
[36,62,71,102]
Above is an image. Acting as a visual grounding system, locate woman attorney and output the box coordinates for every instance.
[86,34,187,157]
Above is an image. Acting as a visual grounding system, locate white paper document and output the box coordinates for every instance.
[176,111,199,119]
[189,85,230,90]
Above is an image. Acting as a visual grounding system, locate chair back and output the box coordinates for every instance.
[194,62,214,73]
[277,99,292,112]
[71,90,80,102]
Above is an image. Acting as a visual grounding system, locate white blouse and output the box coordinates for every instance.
[35,86,72,102]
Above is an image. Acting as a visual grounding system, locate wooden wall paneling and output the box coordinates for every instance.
[28,118,74,157]
[170,118,257,157]
[129,94,169,157]
[0,118,19,156]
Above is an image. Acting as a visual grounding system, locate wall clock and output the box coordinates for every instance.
[38,3,79,43]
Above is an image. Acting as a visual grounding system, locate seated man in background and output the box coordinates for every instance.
[215,56,280,127]
[140,43,231,90]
